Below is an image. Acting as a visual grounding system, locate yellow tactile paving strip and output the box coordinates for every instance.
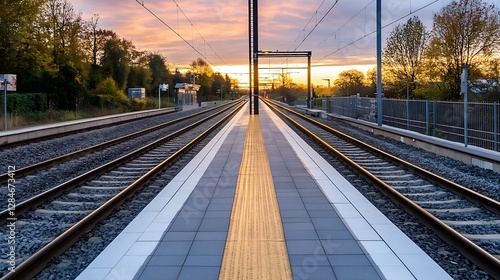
[219,115,292,280]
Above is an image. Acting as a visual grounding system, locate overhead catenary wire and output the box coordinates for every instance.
[135,0,224,71]
[313,0,375,50]
[290,0,341,52]
[287,0,327,51]
[170,0,226,65]
[314,0,439,65]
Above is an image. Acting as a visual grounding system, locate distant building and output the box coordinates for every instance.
[174,83,200,107]
[127,88,146,98]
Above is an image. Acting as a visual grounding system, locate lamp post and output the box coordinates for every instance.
[322,78,330,89]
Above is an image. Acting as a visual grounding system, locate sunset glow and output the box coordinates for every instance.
[70,0,496,86]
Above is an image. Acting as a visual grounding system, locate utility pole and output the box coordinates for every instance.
[252,0,259,114]
[376,0,383,127]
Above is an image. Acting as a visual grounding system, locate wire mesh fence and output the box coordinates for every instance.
[317,96,499,151]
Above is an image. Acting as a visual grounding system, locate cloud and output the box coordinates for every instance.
[70,0,459,82]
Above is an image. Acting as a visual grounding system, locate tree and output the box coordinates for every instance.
[383,16,428,98]
[101,39,130,90]
[89,77,127,108]
[0,0,50,90]
[148,53,170,91]
[41,0,85,68]
[189,58,214,100]
[426,0,500,100]
[334,69,365,96]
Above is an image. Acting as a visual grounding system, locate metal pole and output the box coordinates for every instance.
[376,0,383,127]
[253,0,259,115]
[307,53,311,109]
[3,79,7,131]
[158,85,161,109]
[433,101,437,137]
[426,100,430,135]
[462,65,468,147]
[406,84,409,130]
[494,102,498,151]
[248,0,253,114]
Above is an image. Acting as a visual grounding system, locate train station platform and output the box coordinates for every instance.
[76,101,451,280]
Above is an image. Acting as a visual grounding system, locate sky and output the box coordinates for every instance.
[69,0,491,87]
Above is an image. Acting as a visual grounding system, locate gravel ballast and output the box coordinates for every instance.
[1,105,498,279]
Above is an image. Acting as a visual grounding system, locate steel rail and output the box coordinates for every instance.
[0,102,236,184]
[0,101,246,280]
[0,101,244,224]
[264,99,500,279]
[266,99,500,216]
[0,109,178,149]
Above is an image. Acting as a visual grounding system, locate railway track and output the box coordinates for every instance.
[0,109,178,149]
[0,102,235,186]
[263,99,500,279]
[0,100,246,279]
[0,102,240,218]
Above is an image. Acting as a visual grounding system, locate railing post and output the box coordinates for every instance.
[433,101,437,137]
[495,102,498,151]
[426,100,430,135]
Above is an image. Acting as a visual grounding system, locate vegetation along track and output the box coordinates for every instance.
[263,98,500,279]
[0,102,236,187]
[0,100,246,279]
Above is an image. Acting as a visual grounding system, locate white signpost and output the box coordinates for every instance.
[1,74,17,131]
[159,83,168,109]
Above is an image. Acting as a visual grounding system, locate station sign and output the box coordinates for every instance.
[0,74,17,91]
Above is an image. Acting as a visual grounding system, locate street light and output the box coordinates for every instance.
[322,78,330,89]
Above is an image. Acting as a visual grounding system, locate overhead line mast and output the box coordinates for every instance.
[249,0,259,114]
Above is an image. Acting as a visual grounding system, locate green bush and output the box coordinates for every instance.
[88,77,128,108]
[5,93,48,114]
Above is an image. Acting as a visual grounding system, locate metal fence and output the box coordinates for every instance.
[316,96,499,152]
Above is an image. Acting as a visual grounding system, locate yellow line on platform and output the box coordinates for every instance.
[219,115,292,280]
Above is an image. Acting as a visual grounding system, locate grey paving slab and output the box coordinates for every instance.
[188,240,225,256]
[137,265,181,280]
[281,217,312,223]
[286,240,325,255]
[327,254,373,266]
[317,229,355,240]
[153,241,192,256]
[283,230,319,240]
[333,266,382,280]
[168,218,202,232]
[280,210,310,218]
[77,103,449,280]
[194,232,228,241]
[146,255,186,266]
[291,265,337,280]
[184,255,223,266]
[321,240,365,255]
[198,218,230,232]
[133,113,245,280]
[203,210,231,219]
[259,107,384,280]
[289,254,331,267]
[161,232,196,242]
[177,266,220,280]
